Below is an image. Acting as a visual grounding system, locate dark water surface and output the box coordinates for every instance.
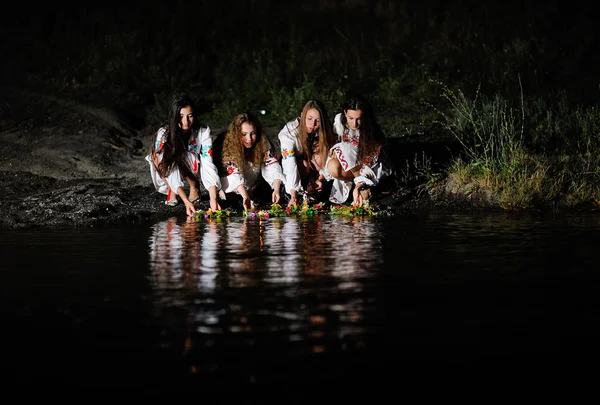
[3,212,600,390]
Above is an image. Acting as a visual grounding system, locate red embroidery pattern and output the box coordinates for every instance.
[334,147,349,171]
[363,150,380,168]
[281,149,295,159]
[264,150,279,166]
[226,161,239,175]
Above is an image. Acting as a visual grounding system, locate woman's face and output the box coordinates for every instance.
[179,106,194,132]
[344,109,362,130]
[304,108,321,133]
[241,122,257,149]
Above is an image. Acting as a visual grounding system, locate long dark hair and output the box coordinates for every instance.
[340,95,385,163]
[152,94,200,177]
[297,99,335,167]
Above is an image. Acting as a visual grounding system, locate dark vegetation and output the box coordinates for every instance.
[2,0,600,212]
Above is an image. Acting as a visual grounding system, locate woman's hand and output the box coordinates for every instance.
[184,200,196,217]
[314,175,325,192]
[236,184,251,209]
[287,189,298,207]
[179,186,197,216]
[272,189,281,204]
[272,180,282,204]
[209,197,221,211]
[207,186,222,211]
[352,182,364,207]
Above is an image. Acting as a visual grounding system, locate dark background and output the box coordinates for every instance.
[2,0,599,135]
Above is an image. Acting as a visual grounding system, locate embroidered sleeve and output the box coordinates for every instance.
[220,159,246,193]
[278,121,303,194]
[197,126,221,190]
[154,128,167,153]
[262,147,286,190]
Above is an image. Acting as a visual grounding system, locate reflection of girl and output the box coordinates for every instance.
[325,96,393,206]
[149,217,200,297]
[214,112,285,209]
[278,100,336,206]
[146,95,221,216]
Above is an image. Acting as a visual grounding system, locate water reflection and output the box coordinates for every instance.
[148,215,385,377]
[148,215,384,291]
[5,212,600,385]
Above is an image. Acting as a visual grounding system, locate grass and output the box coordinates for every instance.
[431,78,600,210]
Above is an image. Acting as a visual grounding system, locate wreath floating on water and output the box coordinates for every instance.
[194,201,390,222]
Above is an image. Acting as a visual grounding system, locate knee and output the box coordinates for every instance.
[327,158,342,179]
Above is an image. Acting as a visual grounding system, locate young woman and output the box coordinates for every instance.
[146,95,221,217]
[278,99,336,207]
[325,95,394,206]
[214,112,285,210]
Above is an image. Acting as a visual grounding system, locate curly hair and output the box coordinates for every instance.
[221,112,271,177]
[340,95,385,164]
[297,99,335,168]
[152,94,201,178]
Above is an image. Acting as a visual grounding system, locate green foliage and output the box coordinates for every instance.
[194,208,233,221]
[242,202,326,218]
[432,80,526,175]
[329,204,387,217]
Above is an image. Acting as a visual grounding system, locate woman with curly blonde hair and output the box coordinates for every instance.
[214,112,285,209]
[278,99,336,207]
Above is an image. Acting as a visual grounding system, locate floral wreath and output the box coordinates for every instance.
[194,200,390,221]
[242,201,325,218]
[193,208,233,221]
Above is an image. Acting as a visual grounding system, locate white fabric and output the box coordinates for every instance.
[277,118,304,195]
[278,117,334,194]
[146,126,221,196]
[327,113,393,204]
[220,145,285,194]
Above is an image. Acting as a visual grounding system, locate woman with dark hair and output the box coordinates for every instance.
[325,95,393,206]
[278,99,336,207]
[215,112,285,210]
[146,94,221,217]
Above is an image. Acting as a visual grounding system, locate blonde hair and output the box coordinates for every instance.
[297,100,335,166]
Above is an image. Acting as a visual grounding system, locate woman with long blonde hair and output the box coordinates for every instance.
[278,99,335,207]
[214,112,285,209]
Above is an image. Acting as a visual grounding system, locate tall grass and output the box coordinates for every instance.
[433,79,600,210]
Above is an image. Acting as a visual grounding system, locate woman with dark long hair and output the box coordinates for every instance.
[325,95,393,206]
[214,112,285,210]
[278,99,335,206]
[146,94,221,217]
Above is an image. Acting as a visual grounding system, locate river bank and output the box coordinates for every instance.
[1,87,594,229]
